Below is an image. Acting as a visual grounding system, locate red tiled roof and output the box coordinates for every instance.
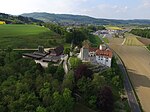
[89,47,98,52]
[96,49,113,58]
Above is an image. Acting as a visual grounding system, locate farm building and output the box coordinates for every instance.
[49,45,64,56]
[23,45,65,67]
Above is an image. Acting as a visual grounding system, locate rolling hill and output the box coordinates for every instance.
[21,12,150,25]
[0,13,43,24]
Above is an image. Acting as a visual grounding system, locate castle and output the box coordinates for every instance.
[78,44,113,67]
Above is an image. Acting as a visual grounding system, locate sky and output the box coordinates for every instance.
[0,0,150,19]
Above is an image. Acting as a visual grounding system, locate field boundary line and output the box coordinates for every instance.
[144,46,150,53]
[122,38,126,45]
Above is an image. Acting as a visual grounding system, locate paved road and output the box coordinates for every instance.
[98,35,141,112]
[116,55,141,112]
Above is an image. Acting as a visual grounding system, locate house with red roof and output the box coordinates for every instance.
[78,44,113,67]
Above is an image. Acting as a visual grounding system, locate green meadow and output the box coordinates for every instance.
[0,24,63,49]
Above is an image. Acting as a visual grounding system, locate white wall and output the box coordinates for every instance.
[96,55,112,67]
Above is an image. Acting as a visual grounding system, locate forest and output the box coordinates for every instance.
[130,29,150,39]
[0,47,129,112]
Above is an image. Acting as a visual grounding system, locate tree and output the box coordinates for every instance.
[40,82,52,98]
[51,88,74,112]
[0,51,6,66]
[96,86,114,112]
[19,93,39,111]
[77,77,93,100]
[112,75,120,88]
[51,79,60,92]
[69,57,82,70]
[46,64,57,75]
[8,100,22,112]
[6,46,13,62]
[65,28,88,45]
[75,64,93,80]
[62,88,74,112]
[62,70,74,90]
[36,63,44,74]
[35,75,44,93]
[36,106,47,112]
[15,82,29,97]
[54,65,65,82]
[51,91,63,112]
[88,96,97,109]
[92,73,106,91]
[64,48,71,55]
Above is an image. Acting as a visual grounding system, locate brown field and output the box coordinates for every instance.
[109,38,150,112]
[108,38,124,45]
[137,38,150,46]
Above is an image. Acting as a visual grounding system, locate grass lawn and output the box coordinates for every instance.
[88,35,103,47]
[103,37,109,43]
[0,24,63,49]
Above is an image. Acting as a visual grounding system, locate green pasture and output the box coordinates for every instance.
[0,24,62,48]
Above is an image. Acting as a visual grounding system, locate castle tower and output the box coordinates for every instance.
[80,40,90,61]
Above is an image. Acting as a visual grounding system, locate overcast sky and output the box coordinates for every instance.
[0,0,150,19]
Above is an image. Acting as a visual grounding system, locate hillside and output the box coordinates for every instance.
[21,12,150,25]
[0,24,62,49]
[0,13,43,24]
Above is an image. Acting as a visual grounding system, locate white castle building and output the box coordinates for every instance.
[78,44,113,67]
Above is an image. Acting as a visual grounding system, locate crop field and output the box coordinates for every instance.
[137,38,150,46]
[105,26,122,30]
[109,38,150,112]
[108,38,124,45]
[123,33,144,46]
[0,21,5,24]
[0,24,62,49]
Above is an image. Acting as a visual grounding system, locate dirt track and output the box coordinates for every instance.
[109,38,150,112]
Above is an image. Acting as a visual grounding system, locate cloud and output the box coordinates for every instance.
[142,0,150,8]
[0,0,150,19]
[0,0,88,15]
[78,4,129,19]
